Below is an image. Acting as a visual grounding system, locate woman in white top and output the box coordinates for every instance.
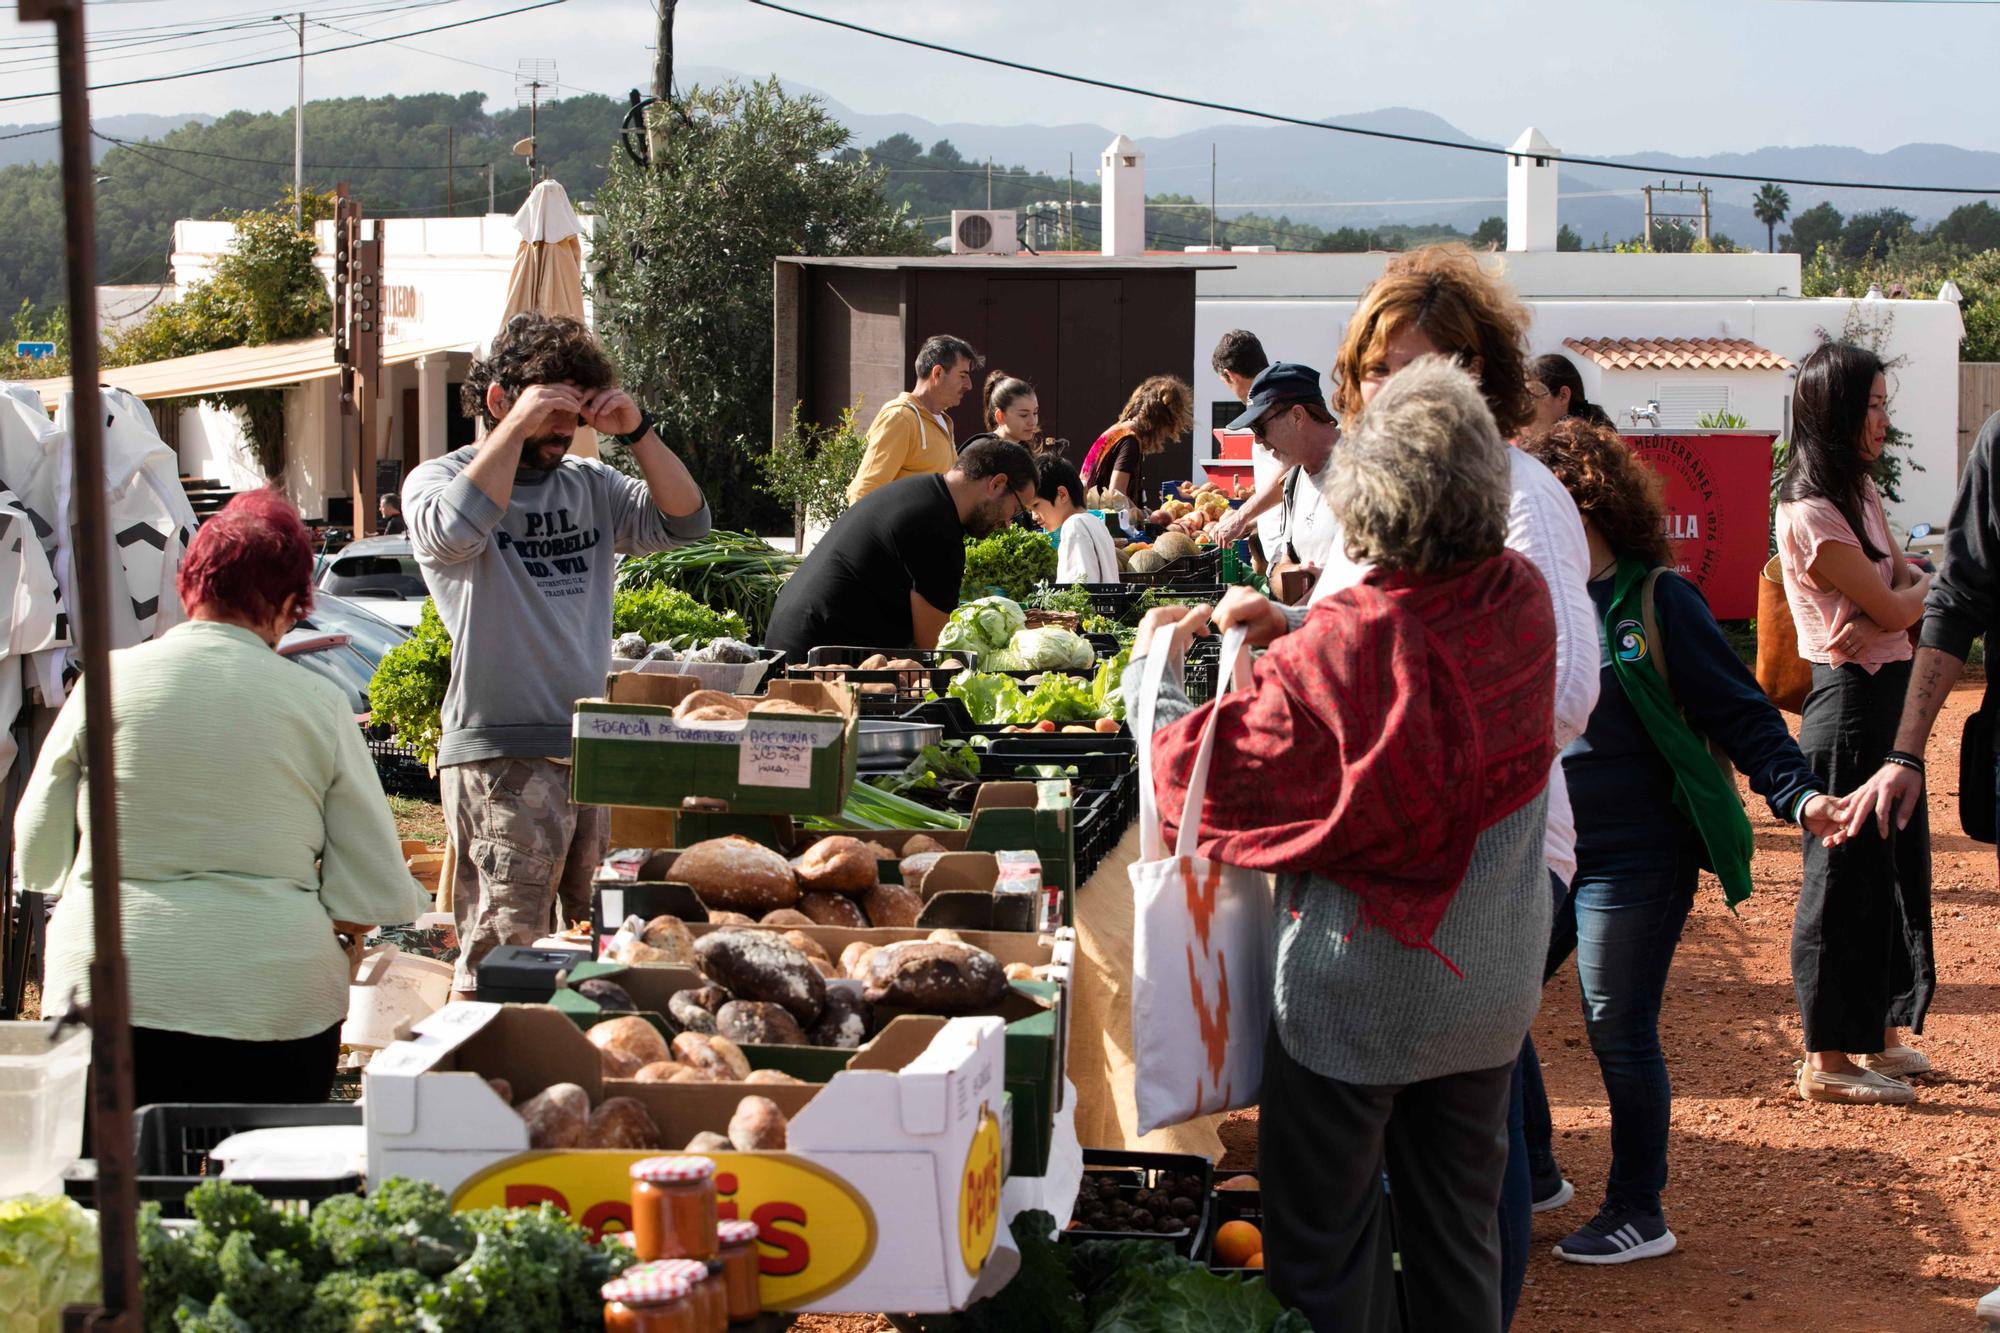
[1032,454,1120,584]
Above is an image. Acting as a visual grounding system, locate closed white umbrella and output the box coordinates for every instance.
[504,180,596,458]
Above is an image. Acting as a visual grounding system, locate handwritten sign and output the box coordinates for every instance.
[738,720,818,789]
[572,709,841,749]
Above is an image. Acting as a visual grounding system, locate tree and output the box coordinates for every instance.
[1785,201,1843,257]
[1556,224,1583,252]
[106,193,333,477]
[592,79,929,531]
[1937,202,2000,254]
[1470,216,1506,249]
[1752,183,1790,253]
[1840,208,1914,263]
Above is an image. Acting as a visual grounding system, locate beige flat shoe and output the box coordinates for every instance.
[1797,1064,1916,1105]
[1856,1045,1932,1078]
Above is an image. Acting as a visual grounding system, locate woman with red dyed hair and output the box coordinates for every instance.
[16,490,425,1105]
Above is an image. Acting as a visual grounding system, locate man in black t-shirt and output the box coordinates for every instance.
[766,436,1037,658]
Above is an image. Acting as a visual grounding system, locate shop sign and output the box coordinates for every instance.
[1623,432,1776,620]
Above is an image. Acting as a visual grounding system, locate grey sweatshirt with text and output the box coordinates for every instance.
[404,447,711,767]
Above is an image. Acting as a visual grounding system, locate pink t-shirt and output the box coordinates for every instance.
[1775,480,1912,671]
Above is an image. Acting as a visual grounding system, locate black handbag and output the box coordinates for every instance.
[1961,686,1996,844]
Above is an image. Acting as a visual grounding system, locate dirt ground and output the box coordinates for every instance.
[803,681,2000,1333]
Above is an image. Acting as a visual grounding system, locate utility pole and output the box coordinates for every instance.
[1209,142,1216,248]
[529,83,539,181]
[445,125,454,215]
[279,12,305,223]
[1700,184,1712,244]
[1067,151,1074,249]
[986,157,992,210]
[484,162,494,214]
[1643,184,1654,251]
[648,0,676,168]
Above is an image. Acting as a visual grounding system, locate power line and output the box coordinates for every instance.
[303,13,621,98]
[0,0,461,47]
[0,0,568,105]
[746,0,2000,198]
[96,130,465,170]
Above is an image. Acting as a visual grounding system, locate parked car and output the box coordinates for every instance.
[302,589,409,666]
[281,594,437,799]
[316,533,429,629]
[278,629,376,719]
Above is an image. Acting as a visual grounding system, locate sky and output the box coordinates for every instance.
[5,0,2000,160]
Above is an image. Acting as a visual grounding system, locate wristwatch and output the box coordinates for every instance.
[614,409,655,448]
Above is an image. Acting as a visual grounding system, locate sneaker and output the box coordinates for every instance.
[1979,1283,2000,1328]
[1552,1203,1677,1265]
[1531,1167,1574,1214]
[1796,1064,1917,1105]
[1856,1045,1932,1078]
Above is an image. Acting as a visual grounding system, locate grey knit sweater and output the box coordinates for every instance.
[1127,651,1551,1086]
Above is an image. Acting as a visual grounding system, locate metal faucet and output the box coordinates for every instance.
[1627,400,1662,428]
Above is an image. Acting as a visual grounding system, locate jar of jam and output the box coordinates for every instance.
[623,1261,725,1333]
[717,1219,762,1321]
[629,1156,719,1263]
[602,1267,698,1333]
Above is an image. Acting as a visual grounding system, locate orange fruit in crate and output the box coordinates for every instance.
[1247,1252,1264,1269]
[1213,1219,1263,1268]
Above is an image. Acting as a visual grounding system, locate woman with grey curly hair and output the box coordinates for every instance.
[1126,357,1559,1332]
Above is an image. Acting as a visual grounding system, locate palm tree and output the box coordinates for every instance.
[1753,183,1791,253]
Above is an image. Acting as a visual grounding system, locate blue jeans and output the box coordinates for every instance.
[1533,845,1699,1215]
[1498,1053,1530,1327]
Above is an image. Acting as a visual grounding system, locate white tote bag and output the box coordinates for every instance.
[1128,626,1274,1135]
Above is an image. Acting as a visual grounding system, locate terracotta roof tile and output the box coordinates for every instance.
[1561,337,1794,373]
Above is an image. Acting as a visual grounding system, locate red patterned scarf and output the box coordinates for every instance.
[1154,551,1556,959]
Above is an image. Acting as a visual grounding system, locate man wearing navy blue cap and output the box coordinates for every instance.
[1229,362,1341,603]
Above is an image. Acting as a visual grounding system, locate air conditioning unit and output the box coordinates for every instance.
[951,210,1016,256]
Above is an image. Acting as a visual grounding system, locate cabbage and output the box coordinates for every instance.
[978,646,1029,672]
[0,1194,99,1331]
[938,596,1026,656]
[1009,627,1095,671]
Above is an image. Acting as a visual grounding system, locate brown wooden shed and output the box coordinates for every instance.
[772,255,1223,506]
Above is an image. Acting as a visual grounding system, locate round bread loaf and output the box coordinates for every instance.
[518,1083,588,1149]
[860,883,922,929]
[583,1097,663,1150]
[760,908,815,927]
[861,940,1007,1012]
[674,836,799,913]
[781,930,831,964]
[588,1016,670,1077]
[716,999,808,1046]
[674,689,748,719]
[792,836,876,894]
[694,928,826,1025]
[900,852,945,896]
[798,891,869,930]
[902,834,950,858]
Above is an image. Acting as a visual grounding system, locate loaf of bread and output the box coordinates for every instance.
[860,883,923,929]
[811,983,870,1049]
[728,1095,789,1150]
[674,689,748,720]
[674,836,799,914]
[673,1031,752,1080]
[716,1000,808,1046]
[900,852,945,896]
[902,834,950,858]
[574,979,637,1012]
[588,1016,671,1077]
[668,988,720,1036]
[633,1061,681,1082]
[694,928,826,1026]
[792,836,876,894]
[781,931,831,965]
[638,914,697,964]
[760,908,816,927]
[862,940,1007,1012]
[583,1097,663,1150]
[798,891,869,930]
[708,910,756,926]
[685,1130,734,1153]
[518,1083,589,1149]
[745,1068,803,1085]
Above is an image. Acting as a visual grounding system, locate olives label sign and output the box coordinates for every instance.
[451,1150,878,1308]
[738,720,818,789]
[957,1107,1003,1275]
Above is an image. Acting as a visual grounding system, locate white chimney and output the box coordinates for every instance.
[1506,127,1559,253]
[1101,134,1145,258]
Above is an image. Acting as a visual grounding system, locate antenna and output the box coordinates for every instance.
[515,57,557,180]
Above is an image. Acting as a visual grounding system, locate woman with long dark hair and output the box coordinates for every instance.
[1775,341,1935,1105]
[1526,352,1616,433]
[1522,419,1837,1261]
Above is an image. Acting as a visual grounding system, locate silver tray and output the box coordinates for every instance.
[856,719,944,760]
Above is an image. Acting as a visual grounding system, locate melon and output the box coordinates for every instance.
[1129,549,1169,574]
[1153,531,1199,563]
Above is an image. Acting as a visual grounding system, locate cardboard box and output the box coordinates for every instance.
[572,676,858,816]
[364,1003,1013,1313]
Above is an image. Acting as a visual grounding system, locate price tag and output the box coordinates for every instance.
[738,720,816,789]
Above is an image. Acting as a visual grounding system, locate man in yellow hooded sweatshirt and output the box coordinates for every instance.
[846,334,981,504]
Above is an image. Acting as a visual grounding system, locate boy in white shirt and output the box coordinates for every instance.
[1032,455,1121,584]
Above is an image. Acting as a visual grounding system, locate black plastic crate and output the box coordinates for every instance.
[1183,635,1225,706]
[792,646,973,709]
[364,724,439,799]
[1063,1148,1215,1258]
[1204,1180,1265,1274]
[64,1103,364,1217]
[1075,583,1142,620]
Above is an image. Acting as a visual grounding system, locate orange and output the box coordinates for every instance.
[1246,1252,1264,1269]
[1213,1219,1263,1268]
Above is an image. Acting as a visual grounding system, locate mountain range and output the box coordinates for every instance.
[0,112,214,171]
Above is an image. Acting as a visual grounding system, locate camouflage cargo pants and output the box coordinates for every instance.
[440,757,607,992]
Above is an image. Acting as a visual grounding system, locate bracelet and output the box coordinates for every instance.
[615,409,655,447]
[1882,750,1926,775]
[1792,790,1822,826]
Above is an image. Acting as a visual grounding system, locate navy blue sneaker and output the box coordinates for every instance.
[1552,1203,1677,1265]
[1530,1163,1573,1213]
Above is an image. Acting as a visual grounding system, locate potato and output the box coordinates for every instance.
[760,909,816,928]
[745,1069,804,1086]
[583,1097,663,1150]
[798,891,869,930]
[518,1083,589,1149]
[694,929,826,1026]
[860,883,922,929]
[792,836,877,895]
[728,1095,790,1151]
[589,1016,670,1077]
[857,653,889,670]
[716,1000,808,1047]
[685,1131,734,1153]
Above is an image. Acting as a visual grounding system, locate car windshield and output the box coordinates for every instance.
[282,639,376,714]
[303,593,409,664]
[322,551,428,601]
